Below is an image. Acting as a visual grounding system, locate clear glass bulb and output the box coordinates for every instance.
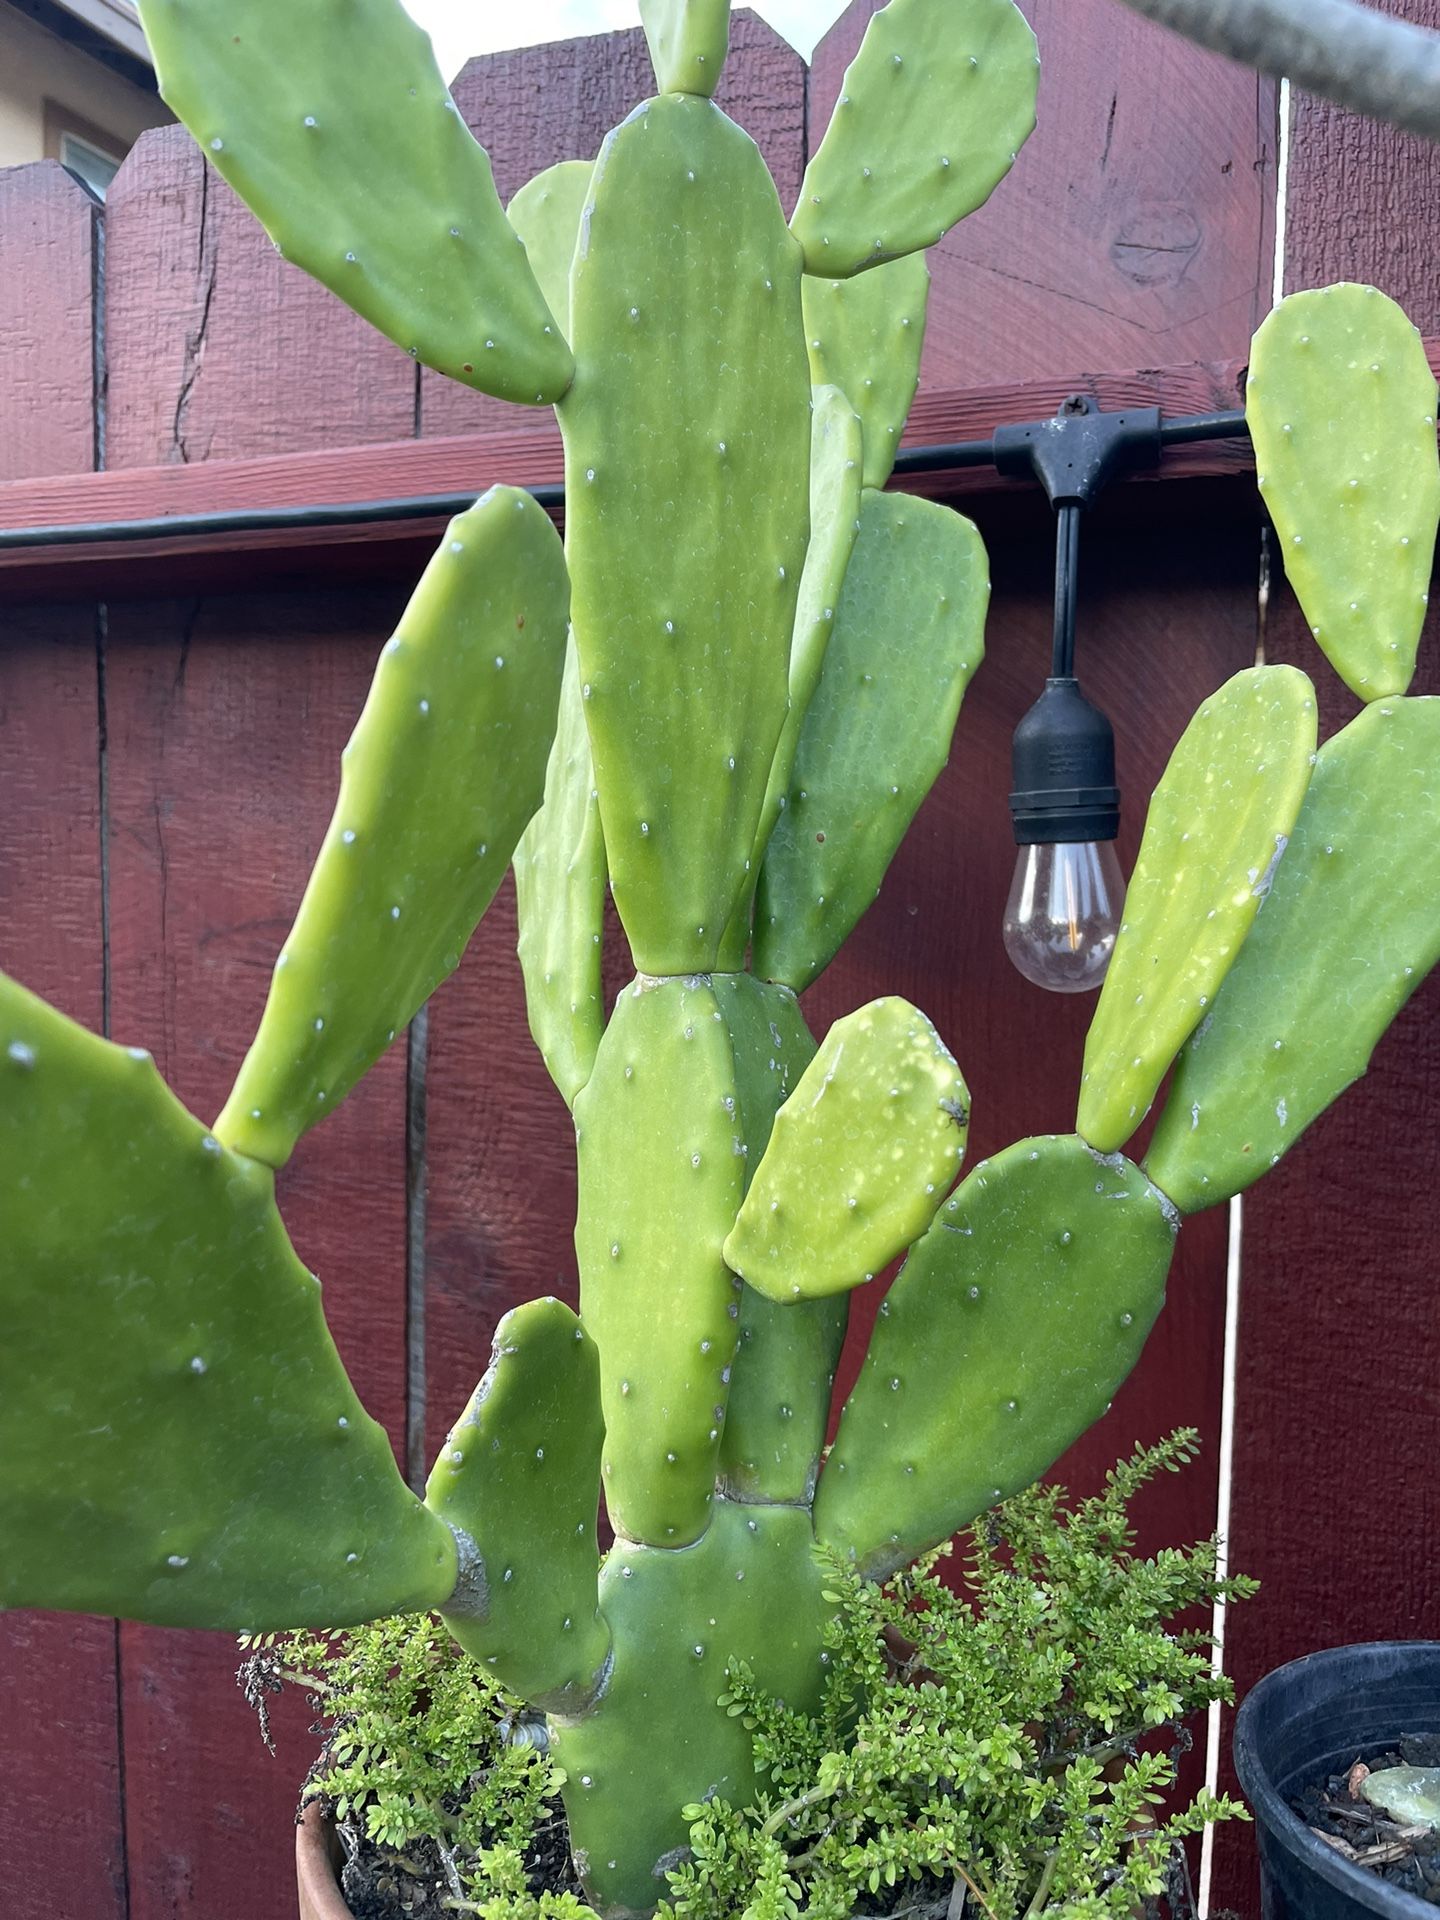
[1002,839,1126,994]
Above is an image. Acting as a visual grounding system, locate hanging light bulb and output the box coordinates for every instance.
[1003,675,1126,993]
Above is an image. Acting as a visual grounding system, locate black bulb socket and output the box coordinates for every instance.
[1009,677,1120,847]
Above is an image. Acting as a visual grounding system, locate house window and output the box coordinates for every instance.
[43,103,126,200]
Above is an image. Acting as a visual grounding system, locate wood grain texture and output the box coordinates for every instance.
[0,612,125,1919]
[0,163,98,483]
[1281,0,1440,326]
[420,9,806,438]
[811,0,1276,388]
[102,590,414,1920]
[0,158,123,1920]
[104,127,417,469]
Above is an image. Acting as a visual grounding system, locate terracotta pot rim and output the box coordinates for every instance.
[296,1798,352,1920]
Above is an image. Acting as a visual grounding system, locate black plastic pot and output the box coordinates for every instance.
[1234,1641,1440,1917]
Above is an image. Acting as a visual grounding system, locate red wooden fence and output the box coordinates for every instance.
[0,4,1435,1915]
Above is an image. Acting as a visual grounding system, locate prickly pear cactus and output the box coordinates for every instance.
[5,3,1438,1913]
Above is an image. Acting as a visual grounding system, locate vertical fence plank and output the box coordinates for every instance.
[104,127,417,468]
[0,161,125,1920]
[102,588,414,1920]
[0,161,97,482]
[1213,17,1440,1905]
[420,11,807,440]
[811,0,1276,390]
[101,116,422,1919]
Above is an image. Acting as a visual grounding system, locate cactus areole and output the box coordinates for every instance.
[3,0,1438,1906]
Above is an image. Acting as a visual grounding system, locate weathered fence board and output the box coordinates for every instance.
[0,164,98,482]
[0,161,124,1920]
[810,0,1277,391]
[100,587,419,1920]
[104,128,417,468]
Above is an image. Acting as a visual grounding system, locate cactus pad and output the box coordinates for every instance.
[574,975,751,1545]
[138,0,573,403]
[507,159,593,330]
[1146,698,1440,1212]
[730,382,864,957]
[427,1298,610,1711]
[754,490,988,992]
[815,1134,1175,1579]
[1248,284,1440,700]
[801,254,930,488]
[551,1501,828,1914]
[712,976,849,1506]
[791,0,1038,279]
[0,971,456,1628]
[1078,666,1317,1153]
[639,0,730,96]
[216,489,568,1167]
[514,637,608,1108]
[724,996,967,1301]
[559,94,811,973]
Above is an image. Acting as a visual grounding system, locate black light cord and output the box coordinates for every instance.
[1051,504,1082,679]
[0,408,1251,555]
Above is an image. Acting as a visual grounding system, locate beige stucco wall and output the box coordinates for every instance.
[0,0,170,171]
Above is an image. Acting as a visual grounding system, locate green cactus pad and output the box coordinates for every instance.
[427,1298,610,1711]
[137,0,573,404]
[754,490,988,992]
[514,637,608,1109]
[815,1134,1175,1579]
[1248,284,1440,700]
[801,255,930,488]
[216,489,568,1167]
[574,975,751,1546]
[791,0,1038,280]
[1078,666,1318,1153]
[559,94,811,974]
[0,971,456,1629]
[507,160,593,331]
[712,976,849,1506]
[551,1501,829,1914]
[724,997,967,1301]
[724,383,864,962]
[639,0,730,96]
[1146,698,1440,1212]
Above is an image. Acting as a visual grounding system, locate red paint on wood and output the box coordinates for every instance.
[421,880,582,1457]
[811,1,1276,388]
[0,156,123,1920]
[1210,15,1440,1906]
[1281,0,1440,328]
[0,164,98,483]
[102,591,414,1920]
[104,128,417,469]
[421,10,807,440]
[0,612,125,1919]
